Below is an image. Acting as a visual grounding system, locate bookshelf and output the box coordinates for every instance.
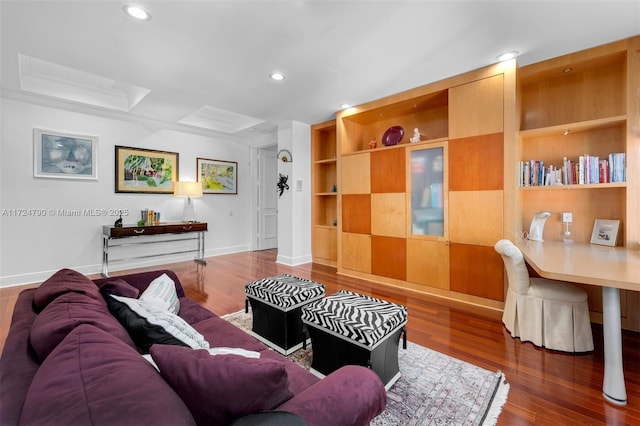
[517,36,639,331]
[311,120,338,266]
[517,38,636,246]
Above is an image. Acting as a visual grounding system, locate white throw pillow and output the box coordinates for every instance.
[140,273,180,314]
[110,295,209,350]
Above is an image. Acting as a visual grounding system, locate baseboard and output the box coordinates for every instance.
[0,244,251,288]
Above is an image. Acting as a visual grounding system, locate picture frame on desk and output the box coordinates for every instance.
[197,158,238,194]
[115,146,178,194]
[33,128,98,180]
[590,219,620,247]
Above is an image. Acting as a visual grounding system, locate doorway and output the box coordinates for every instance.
[257,146,278,250]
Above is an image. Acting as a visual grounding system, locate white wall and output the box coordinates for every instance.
[275,121,311,265]
[0,97,253,286]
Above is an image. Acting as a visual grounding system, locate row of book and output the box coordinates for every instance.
[519,153,626,187]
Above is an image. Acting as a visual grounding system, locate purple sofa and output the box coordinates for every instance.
[0,269,386,426]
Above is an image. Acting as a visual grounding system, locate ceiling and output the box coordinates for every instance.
[1,1,639,144]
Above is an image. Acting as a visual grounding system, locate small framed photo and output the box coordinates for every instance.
[115,146,179,194]
[590,219,621,246]
[34,128,98,180]
[197,158,238,194]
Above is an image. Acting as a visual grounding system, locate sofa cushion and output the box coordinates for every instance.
[30,292,134,361]
[97,278,140,298]
[33,268,103,311]
[20,324,196,426]
[139,273,180,314]
[150,344,293,426]
[107,295,209,353]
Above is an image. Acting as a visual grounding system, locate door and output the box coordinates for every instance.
[258,147,278,250]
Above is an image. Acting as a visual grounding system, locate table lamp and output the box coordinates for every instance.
[174,181,203,222]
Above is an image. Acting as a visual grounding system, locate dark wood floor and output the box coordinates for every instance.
[1,249,639,425]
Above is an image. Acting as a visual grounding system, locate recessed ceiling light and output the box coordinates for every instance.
[123,5,151,21]
[495,51,519,62]
[269,72,285,81]
[339,103,351,109]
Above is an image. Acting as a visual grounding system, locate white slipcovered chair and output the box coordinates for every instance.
[494,239,594,352]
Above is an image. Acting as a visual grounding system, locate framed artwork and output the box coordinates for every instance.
[197,158,237,194]
[115,146,178,194]
[590,219,620,246]
[33,128,98,180]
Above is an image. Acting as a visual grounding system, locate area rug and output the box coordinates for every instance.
[222,310,509,426]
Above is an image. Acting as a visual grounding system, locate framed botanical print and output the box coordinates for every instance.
[115,146,178,193]
[197,158,237,194]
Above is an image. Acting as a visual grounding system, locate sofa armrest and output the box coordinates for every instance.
[277,365,386,426]
[0,289,40,426]
[93,270,185,297]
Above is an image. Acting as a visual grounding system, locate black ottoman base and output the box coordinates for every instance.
[246,297,309,355]
[305,323,405,390]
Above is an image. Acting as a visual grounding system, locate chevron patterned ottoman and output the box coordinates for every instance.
[245,274,325,355]
[301,290,407,389]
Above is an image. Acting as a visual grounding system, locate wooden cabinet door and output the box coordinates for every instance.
[449,74,504,139]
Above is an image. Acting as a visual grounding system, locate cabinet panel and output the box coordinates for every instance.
[341,194,371,234]
[313,227,337,262]
[312,120,338,265]
[371,193,406,238]
[406,239,449,290]
[371,148,406,193]
[449,190,503,246]
[341,153,371,194]
[449,133,503,191]
[371,236,406,281]
[342,233,371,273]
[449,74,504,139]
[450,243,504,301]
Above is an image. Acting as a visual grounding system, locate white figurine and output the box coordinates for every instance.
[410,128,421,143]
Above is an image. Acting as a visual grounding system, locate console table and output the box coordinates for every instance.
[102,222,208,277]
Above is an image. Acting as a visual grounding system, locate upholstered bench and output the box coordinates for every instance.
[245,274,325,355]
[301,290,407,389]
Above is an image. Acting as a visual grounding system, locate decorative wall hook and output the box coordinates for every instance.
[277,173,289,197]
[277,149,293,162]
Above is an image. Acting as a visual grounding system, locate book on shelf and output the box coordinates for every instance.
[519,153,626,187]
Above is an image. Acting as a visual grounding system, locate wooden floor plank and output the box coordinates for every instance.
[0,249,638,425]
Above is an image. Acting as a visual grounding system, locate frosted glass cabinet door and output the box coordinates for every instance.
[407,143,447,238]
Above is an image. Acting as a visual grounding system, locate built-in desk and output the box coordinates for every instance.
[517,240,640,406]
[102,222,207,277]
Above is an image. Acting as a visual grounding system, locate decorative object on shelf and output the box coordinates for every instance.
[590,219,620,247]
[197,158,238,194]
[114,215,123,228]
[527,211,551,242]
[174,181,203,222]
[33,128,98,180]
[115,146,178,194]
[410,128,422,143]
[368,137,377,149]
[277,149,293,162]
[331,185,337,192]
[382,126,404,146]
[277,173,289,197]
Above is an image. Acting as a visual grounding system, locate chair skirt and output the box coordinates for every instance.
[502,280,594,352]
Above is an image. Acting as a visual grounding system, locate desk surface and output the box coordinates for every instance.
[516,240,640,292]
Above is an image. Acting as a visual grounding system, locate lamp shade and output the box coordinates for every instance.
[174,181,203,198]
